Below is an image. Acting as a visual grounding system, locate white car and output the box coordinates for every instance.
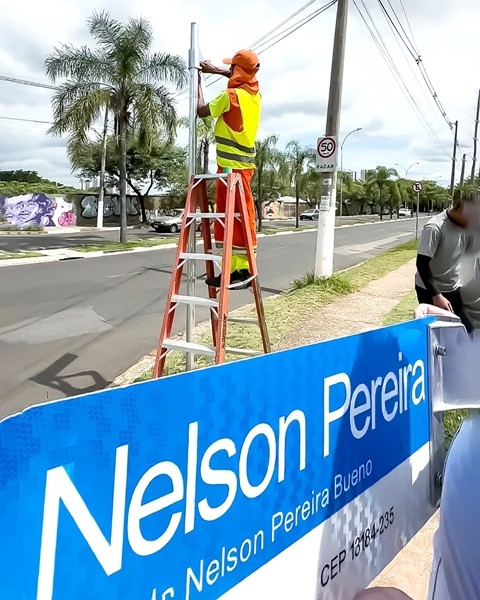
[398,207,412,217]
[299,208,319,221]
[150,209,201,234]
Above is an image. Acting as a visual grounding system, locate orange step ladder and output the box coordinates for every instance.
[153,172,271,378]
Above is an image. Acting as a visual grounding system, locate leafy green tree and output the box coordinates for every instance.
[366,166,398,219]
[253,135,281,231]
[286,141,315,228]
[0,181,80,195]
[45,11,187,241]
[74,134,187,221]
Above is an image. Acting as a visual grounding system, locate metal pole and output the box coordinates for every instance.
[459,153,467,197]
[415,192,420,239]
[315,0,348,277]
[186,22,198,371]
[449,120,459,201]
[339,146,343,224]
[97,106,109,229]
[339,127,362,224]
[471,90,480,182]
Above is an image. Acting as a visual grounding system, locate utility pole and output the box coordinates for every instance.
[459,153,467,196]
[449,120,458,201]
[471,90,480,182]
[97,106,109,229]
[185,22,198,371]
[315,0,348,277]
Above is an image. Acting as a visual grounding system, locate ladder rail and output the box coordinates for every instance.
[237,177,272,354]
[153,170,271,377]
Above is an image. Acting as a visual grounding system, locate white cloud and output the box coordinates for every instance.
[0,0,479,186]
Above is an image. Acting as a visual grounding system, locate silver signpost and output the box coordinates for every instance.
[186,22,198,371]
[412,181,423,240]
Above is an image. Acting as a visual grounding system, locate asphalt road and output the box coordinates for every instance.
[0,217,428,418]
[0,214,418,252]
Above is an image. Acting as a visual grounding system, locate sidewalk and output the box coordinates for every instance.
[115,257,436,598]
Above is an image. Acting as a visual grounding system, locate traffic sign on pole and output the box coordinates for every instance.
[412,181,423,194]
[316,136,338,172]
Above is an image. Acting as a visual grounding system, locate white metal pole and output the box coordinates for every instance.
[96,106,109,229]
[338,127,362,225]
[415,192,420,239]
[185,22,198,371]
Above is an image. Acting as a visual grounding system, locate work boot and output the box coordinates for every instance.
[205,269,252,288]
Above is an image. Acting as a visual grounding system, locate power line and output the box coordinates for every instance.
[353,0,451,158]
[0,74,56,90]
[377,0,454,132]
[0,115,52,125]
[175,0,338,99]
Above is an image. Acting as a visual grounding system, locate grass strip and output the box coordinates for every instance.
[71,238,176,253]
[0,251,43,260]
[137,239,418,380]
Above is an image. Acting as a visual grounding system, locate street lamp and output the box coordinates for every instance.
[395,161,420,179]
[339,127,362,222]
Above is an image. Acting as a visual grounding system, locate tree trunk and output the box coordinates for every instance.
[256,200,263,233]
[118,114,128,243]
[203,140,209,174]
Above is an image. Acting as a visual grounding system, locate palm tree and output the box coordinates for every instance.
[45,11,187,242]
[286,141,315,228]
[253,135,279,231]
[366,166,398,219]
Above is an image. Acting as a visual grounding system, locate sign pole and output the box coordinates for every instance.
[186,22,198,371]
[412,181,423,241]
[416,192,420,240]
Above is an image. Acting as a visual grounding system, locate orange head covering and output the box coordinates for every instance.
[224,49,260,95]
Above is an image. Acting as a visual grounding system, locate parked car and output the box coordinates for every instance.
[299,208,319,221]
[150,209,201,233]
[398,207,412,217]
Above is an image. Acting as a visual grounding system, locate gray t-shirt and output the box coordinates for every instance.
[415,211,469,293]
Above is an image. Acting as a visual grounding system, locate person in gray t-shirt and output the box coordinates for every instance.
[415,200,475,332]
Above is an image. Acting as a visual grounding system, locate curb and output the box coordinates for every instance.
[0,216,426,269]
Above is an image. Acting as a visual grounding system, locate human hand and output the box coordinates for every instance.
[200,60,218,74]
[432,293,453,312]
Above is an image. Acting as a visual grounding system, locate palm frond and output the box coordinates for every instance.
[45,45,109,83]
[115,17,153,77]
[137,53,188,89]
[88,11,122,50]
[49,83,110,136]
[131,83,177,147]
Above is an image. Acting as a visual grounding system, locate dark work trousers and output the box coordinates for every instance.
[415,285,474,333]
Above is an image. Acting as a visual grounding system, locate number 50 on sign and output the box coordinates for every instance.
[316,136,338,172]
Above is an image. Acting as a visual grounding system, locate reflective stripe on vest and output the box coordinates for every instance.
[214,88,261,170]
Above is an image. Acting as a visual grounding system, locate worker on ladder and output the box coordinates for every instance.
[197,49,261,288]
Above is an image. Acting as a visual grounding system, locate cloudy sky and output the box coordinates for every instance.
[1,0,479,187]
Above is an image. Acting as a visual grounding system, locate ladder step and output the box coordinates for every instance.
[187,212,241,219]
[179,252,222,262]
[225,347,263,357]
[194,173,229,180]
[162,339,216,356]
[228,317,259,325]
[172,294,219,308]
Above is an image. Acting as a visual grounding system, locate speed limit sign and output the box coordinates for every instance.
[316,136,338,172]
[412,181,423,193]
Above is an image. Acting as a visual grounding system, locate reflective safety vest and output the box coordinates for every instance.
[214,89,261,170]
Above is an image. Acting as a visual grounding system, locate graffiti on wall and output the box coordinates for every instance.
[80,195,140,219]
[0,193,76,227]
